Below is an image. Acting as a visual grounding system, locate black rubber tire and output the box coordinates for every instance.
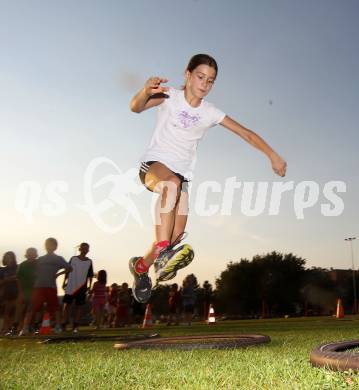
[310,340,359,372]
[114,333,271,350]
[38,333,160,344]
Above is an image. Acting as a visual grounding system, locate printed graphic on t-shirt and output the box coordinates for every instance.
[177,110,201,128]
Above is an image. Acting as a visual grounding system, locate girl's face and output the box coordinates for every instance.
[185,64,216,99]
[3,253,15,266]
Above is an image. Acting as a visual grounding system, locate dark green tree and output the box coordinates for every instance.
[215,251,307,316]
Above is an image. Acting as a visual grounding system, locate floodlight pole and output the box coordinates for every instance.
[345,237,357,314]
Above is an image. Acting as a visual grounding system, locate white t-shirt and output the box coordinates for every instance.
[141,87,226,180]
[64,256,93,295]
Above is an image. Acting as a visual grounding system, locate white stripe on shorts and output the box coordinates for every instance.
[140,162,150,173]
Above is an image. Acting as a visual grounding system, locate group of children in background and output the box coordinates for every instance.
[0,237,199,335]
[0,238,133,335]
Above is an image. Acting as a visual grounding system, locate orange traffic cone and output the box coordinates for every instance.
[39,312,52,335]
[207,304,216,324]
[336,298,344,319]
[142,304,153,328]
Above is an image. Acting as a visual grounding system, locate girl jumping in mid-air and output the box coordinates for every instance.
[129,54,287,303]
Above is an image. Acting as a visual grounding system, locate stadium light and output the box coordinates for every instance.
[345,237,357,314]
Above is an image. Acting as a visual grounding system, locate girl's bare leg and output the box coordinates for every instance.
[130,163,191,303]
[169,191,189,244]
[142,162,183,266]
[3,300,16,332]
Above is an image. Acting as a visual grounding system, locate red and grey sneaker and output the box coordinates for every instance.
[129,257,152,303]
[154,234,195,282]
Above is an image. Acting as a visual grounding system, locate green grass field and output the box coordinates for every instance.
[1,317,358,389]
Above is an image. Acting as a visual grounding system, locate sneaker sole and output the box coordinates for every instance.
[157,244,195,282]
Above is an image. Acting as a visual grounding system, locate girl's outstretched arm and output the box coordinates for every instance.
[130,77,169,113]
[220,115,287,177]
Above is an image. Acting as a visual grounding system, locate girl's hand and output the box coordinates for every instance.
[144,77,169,96]
[270,154,287,177]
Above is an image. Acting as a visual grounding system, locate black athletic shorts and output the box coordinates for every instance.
[139,161,189,193]
[63,285,87,306]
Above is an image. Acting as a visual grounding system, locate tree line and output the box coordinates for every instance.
[152,251,359,318]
